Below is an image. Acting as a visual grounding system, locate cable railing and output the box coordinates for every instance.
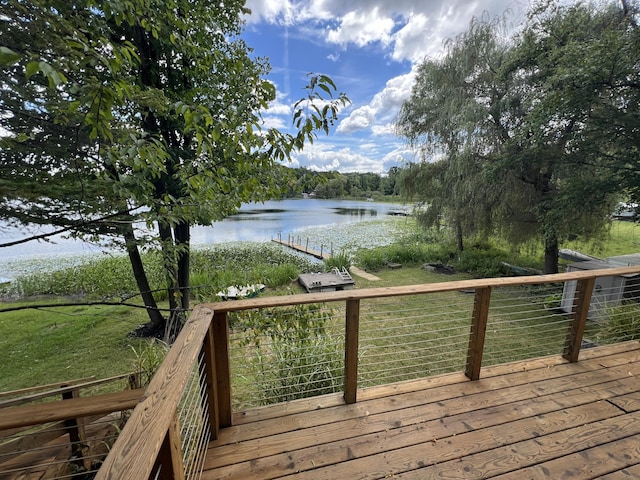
[18,264,639,480]
[0,375,142,479]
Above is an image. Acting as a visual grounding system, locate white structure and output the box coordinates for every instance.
[561,254,640,321]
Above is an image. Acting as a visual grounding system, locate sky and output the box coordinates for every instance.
[241,0,528,174]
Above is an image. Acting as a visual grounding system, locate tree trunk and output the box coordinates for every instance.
[543,235,559,274]
[123,225,165,331]
[456,219,464,252]
[175,221,190,312]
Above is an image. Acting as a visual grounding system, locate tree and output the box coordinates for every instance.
[397,2,638,272]
[0,0,348,339]
[396,15,511,252]
[495,1,638,272]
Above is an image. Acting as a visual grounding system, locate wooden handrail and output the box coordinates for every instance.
[0,377,96,399]
[0,389,143,430]
[93,265,640,479]
[202,265,640,312]
[0,373,133,408]
[95,305,215,480]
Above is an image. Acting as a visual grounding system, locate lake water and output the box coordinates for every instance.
[0,199,408,279]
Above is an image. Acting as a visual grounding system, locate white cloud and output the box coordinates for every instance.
[245,0,523,172]
[338,69,416,134]
[390,12,434,63]
[290,142,390,173]
[337,105,375,134]
[265,99,292,116]
[372,123,395,136]
[326,7,395,48]
[261,116,288,130]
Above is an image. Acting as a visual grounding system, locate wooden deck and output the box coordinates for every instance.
[204,341,640,479]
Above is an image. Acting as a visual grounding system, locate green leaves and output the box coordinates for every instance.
[288,73,350,150]
[25,60,67,87]
[0,47,21,66]
[397,2,637,272]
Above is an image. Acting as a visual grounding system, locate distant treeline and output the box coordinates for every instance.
[278,166,403,199]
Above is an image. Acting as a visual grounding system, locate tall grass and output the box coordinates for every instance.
[230,304,343,406]
[0,243,320,302]
[354,237,525,277]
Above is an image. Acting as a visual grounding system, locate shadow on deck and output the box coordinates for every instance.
[204,341,640,479]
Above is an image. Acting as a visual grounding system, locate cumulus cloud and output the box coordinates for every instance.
[338,69,416,134]
[246,0,518,59]
[337,105,376,134]
[326,7,395,48]
[290,142,391,173]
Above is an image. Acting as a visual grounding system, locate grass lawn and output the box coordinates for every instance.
[0,301,152,392]
[2,220,639,399]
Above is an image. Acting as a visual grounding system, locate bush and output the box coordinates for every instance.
[324,251,351,272]
[355,248,388,271]
[231,303,343,404]
[595,302,640,344]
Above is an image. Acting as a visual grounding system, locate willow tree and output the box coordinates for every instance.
[397,2,637,273]
[494,1,638,272]
[396,16,515,252]
[0,0,348,339]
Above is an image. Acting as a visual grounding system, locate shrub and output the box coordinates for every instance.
[325,251,351,272]
[595,302,640,344]
[231,303,343,404]
[355,248,388,271]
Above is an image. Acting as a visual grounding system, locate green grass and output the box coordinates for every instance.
[3,219,639,398]
[567,221,640,258]
[0,302,151,392]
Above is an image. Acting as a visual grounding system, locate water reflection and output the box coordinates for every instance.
[333,207,378,218]
[0,199,406,268]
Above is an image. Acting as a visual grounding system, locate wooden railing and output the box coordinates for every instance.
[94,265,640,479]
[0,375,142,478]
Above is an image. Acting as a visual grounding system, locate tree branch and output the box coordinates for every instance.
[0,207,143,248]
[0,301,173,314]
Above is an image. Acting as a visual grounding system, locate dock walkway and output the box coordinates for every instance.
[272,238,381,281]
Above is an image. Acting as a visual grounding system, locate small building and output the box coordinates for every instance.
[298,268,355,293]
[560,255,640,321]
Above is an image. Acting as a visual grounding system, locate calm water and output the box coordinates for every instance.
[0,199,407,278]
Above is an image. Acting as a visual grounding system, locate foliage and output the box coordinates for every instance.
[396,2,639,273]
[231,304,343,404]
[0,0,349,339]
[0,244,319,301]
[354,233,537,278]
[594,302,640,344]
[129,339,169,388]
[324,251,351,271]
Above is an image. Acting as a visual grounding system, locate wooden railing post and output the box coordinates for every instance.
[465,286,492,380]
[563,277,595,362]
[152,413,186,480]
[62,387,89,471]
[213,311,232,427]
[344,299,360,404]
[202,325,219,439]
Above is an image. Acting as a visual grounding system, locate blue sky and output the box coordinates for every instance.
[241,0,526,174]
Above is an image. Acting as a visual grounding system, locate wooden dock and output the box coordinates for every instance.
[272,236,331,259]
[272,236,382,281]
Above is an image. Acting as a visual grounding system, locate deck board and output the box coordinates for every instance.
[203,341,640,480]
